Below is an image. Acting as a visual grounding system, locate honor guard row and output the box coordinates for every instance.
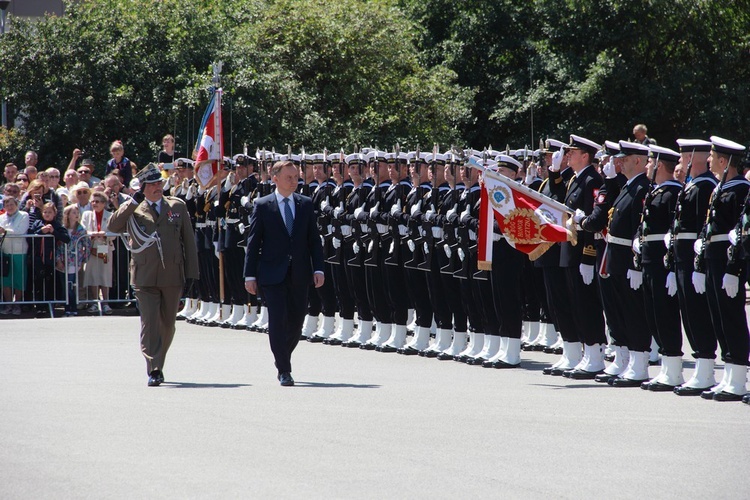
[172,136,750,405]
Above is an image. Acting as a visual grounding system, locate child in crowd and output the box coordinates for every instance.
[57,204,91,316]
[29,203,69,317]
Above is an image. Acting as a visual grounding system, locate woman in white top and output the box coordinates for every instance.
[0,196,30,315]
[81,191,113,314]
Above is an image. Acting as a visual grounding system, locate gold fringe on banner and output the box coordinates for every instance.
[528,242,553,261]
[477,260,492,271]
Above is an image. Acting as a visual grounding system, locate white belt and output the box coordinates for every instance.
[205,221,216,227]
[376,223,388,235]
[606,234,632,246]
[643,233,666,242]
[431,227,443,239]
[709,234,729,243]
[675,232,698,240]
[196,223,207,228]
[594,232,604,240]
[225,218,240,224]
[469,229,477,241]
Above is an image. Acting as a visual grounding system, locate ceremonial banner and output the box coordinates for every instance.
[472,159,576,267]
[194,87,224,188]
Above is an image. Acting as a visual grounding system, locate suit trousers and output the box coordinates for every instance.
[642,262,682,357]
[262,275,308,374]
[543,266,575,340]
[676,262,716,359]
[135,285,183,374]
[607,274,650,352]
[706,258,750,366]
[491,240,523,339]
[565,266,607,346]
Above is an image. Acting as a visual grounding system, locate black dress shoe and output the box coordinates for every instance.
[604,353,615,362]
[342,340,362,348]
[307,335,325,343]
[360,343,377,350]
[398,346,420,356]
[220,322,232,329]
[742,394,750,405]
[491,360,520,369]
[700,389,717,400]
[648,359,660,366]
[147,370,163,387]
[713,390,744,402]
[567,369,603,380]
[453,354,469,362]
[423,350,439,358]
[278,372,294,387]
[645,381,676,392]
[531,344,547,352]
[673,384,710,396]
[327,338,343,346]
[379,345,398,353]
[611,377,648,387]
[542,366,556,375]
[436,352,455,360]
[594,373,617,384]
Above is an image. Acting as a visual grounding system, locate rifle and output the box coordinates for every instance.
[663,149,695,271]
[404,145,425,269]
[417,144,440,271]
[347,153,370,267]
[634,153,660,270]
[694,156,732,273]
[385,144,403,266]
[440,148,461,275]
[326,148,348,265]
[364,150,385,267]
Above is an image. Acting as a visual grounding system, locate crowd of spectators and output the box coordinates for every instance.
[0,141,140,317]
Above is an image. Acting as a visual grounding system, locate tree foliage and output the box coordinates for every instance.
[1,0,750,171]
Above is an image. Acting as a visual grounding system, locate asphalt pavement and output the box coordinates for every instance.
[1,315,748,499]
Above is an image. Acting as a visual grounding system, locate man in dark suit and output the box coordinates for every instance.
[244,160,325,386]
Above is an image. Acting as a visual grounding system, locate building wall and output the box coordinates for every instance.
[4,0,66,18]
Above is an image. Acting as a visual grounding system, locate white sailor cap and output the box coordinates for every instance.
[710,136,746,156]
[566,135,602,155]
[175,157,195,169]
[345,153,364,165]
[616,141,650,157]
[648,145,680,163]
[495,154,522,173]
[603,141,621,156]
[543,139,566,152]
[675,139,712,153]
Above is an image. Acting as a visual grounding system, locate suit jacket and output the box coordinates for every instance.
[603,173,650,275]
[560,165,603,267]
[108,196,199,287]
[244,192,324,287]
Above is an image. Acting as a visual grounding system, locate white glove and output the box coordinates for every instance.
[369,202,379,218]
[549,149,563,172]
[603,159,616,179]
[332,237,341,249]
[352,242,360,254]
[632,237,642,255]
[579,263,594,285]
[410,200,422,216]
[627,269,642,290]
[722,273,739,298]
[573,208,586,224]
[186,185,196,201]
[390,199,401,216]
[692,272,706,294]
[729,228,739,246]
[460,204,471,224]
[354,205,365,220]
[222,173,233,191]
[320,197,329,212]
[327,224,333,235]
[443,244,452,259]
[213,241,220,259]
[341,225,352,237]
[398,224,408,236]
[333,203,344,218]
[524,164,538,185]
[424,209,435,222]
[388,241,395,254]
[446,206,457,221]
[367,240,374,253]
[693,239,704,255]
[666,272,677,297]
[240,195,250,207]
[423,242,429,255]
[457,247,466,262]
[320,235,325,247]
[407,240,415,252]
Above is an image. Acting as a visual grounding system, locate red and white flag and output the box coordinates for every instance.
[194,87,224,188]
[473,159,576,268]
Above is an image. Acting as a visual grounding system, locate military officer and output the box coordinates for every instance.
[108,164,199,386]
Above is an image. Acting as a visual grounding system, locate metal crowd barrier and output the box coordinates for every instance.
[0,232,133,317]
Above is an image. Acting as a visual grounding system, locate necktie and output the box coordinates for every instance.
[151,202,159,216]
[283,198,294,235]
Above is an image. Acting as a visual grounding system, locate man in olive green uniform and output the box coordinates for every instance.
[109,164,200,386]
